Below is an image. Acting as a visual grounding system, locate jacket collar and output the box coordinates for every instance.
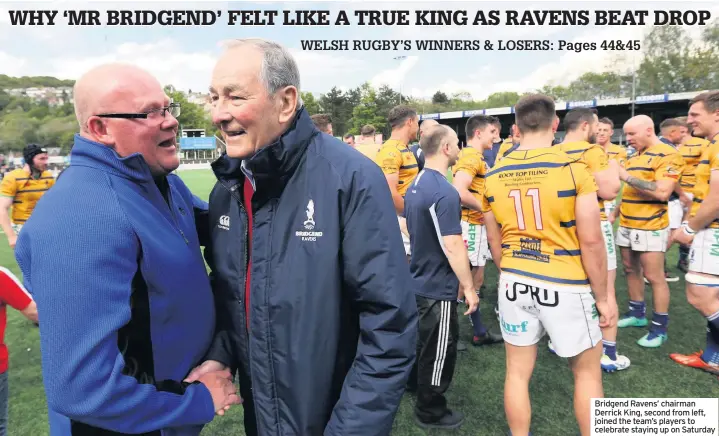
[69,134,155,183]
[212,106,318,197]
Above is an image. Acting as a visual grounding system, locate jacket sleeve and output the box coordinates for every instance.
[325,165,418,436]
[14,203,216,433]
[201,187,238,373]
[192,194,210,247]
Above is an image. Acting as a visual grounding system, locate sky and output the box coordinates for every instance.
[0,0,718,102]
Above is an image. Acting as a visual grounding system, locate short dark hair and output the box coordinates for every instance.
[360,125,375,136]
[388,105,417,129]
[489,116,501,127]
[465,115,495,140]
[689,91,719,113]
[659,118,683,130]
[514,94,556,134]
[310,114,332,132]
[598,117,614,129]
[563,108,598,132]
[419,125,452,156]
[674,116,689,128]
[343,133,354,140]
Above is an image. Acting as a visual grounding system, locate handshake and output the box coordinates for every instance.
[185,360,242,416]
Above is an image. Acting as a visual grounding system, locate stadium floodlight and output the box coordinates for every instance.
[394,56,407,104]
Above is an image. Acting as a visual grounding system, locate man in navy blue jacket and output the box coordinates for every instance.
[185,38,418,436]
[15,64,240,435]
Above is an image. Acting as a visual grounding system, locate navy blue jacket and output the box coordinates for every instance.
[15,135,216,435]
[204,108,418,435]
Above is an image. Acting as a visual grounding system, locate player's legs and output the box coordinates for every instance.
[568,342,604,436]
[618,247,648,327]
[637,251,670,347]
[670,229,719,374]
[504,343,537,436]
[498,273,543,436]
[464,223,502,346]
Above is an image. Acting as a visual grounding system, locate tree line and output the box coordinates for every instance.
[0,23,717,154]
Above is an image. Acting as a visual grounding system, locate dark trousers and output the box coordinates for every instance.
[411,296,459,423]
[237,363,258,436]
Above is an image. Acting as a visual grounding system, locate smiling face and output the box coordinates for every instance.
[82,68,180,176]
[210,44,298,159]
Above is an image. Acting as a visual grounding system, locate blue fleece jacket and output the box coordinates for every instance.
[15,134,216,435]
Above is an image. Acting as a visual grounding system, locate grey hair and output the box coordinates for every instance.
[223,38,303,107]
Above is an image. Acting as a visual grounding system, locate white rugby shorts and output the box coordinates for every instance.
[461,221,488,267]
[497,272,602,358]
[688,228,719,276]
[616,226,669,253]
[668,199,683,230]
[601,220,617,271]
[603,200,617,219]
[398,215,411,256]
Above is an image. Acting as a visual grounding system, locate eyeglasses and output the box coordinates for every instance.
[96,102,181,120]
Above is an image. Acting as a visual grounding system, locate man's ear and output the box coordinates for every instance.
[277,86,299,124]
[86,117,115,146]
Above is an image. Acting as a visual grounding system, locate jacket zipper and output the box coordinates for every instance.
[218,180,250,312]
[166,185,189,244]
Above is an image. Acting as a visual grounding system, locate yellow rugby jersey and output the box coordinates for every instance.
[678,137,711,192]
[355,143,381,162]
[375,139,418,196]
[496,138,516,163]
[481,148,598,286]
[453,147,487,225]
[560,141,611,220]
[605,144,628,168]
[689,135,719,229]
[619,142,683,230]
[0,168,55,224]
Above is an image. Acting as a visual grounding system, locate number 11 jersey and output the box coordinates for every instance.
[481,147,598,289]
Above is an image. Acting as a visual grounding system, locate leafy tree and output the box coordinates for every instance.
[301,92,321,115]
[432,91,449,104]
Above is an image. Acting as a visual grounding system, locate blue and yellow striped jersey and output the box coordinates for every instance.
[619,142,684,230]
[453,146,487,225]
[678,136,711,192]
[689,134,719,229]
[481,147,597,287]
[374,139,419,197]
[0,168,55,224]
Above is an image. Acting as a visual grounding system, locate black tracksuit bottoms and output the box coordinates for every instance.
[410,295,459,423]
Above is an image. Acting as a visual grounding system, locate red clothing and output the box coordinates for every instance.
[243,178,254,331]
[0,267,33,373]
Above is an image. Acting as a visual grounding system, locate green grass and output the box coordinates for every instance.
[3,169,717,435]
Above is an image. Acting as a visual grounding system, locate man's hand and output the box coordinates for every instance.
[673,227,694,246]
[461,285,479,315]
[186,360,236,416]
[7,233,16,249]
[595,299,617,329]
[197,370,242,415]
[185,360,227,382]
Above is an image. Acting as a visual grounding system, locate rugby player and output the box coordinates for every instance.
[310,113,333,135]
[658,119,690,282]
[596,117,627,223]
[673,116,711,272]
[670,91,719,376]
[0,144,54,249]
[482,94,616,436]
[496,123,521,161]
[558,108,627,372]
[452,114,503,346]
[355,124,380,161]
[405,124,479,430]
[410,119,439,171]
[375,105,420,258]
[343,133,355,146]
[610,115,684,348]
